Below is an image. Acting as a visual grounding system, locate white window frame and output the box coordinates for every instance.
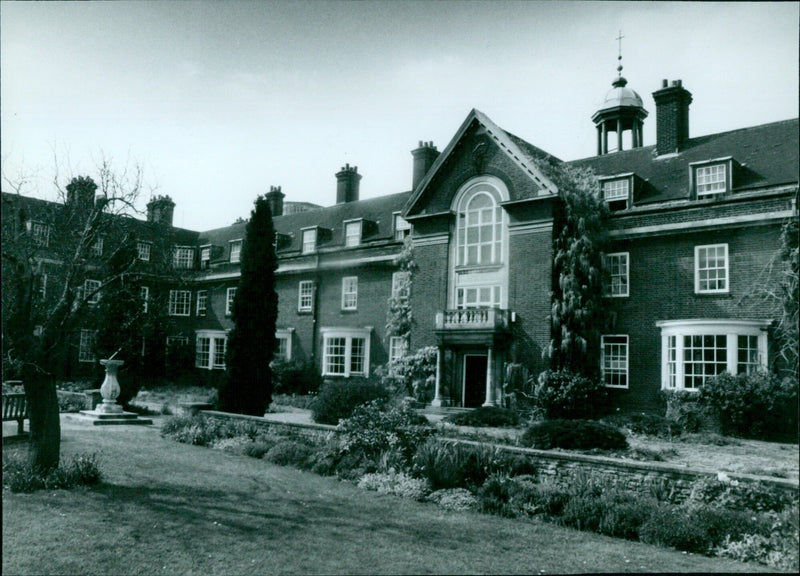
[298,281,314,312]
[456,191,503,267]
[600,176,632,210]
[173,246,194,270]
[78,329,96,363]
[695,243,729,294]
[229,239,243,263]
[200,245,211,269]
[601,335,629,389]
[196,290,207,316]
[657,319,769,391]
[393,213,411,241]
[341,276,358,311]
[275,328,294,362]
[226,287,237,316]
[302,228,317,254]
[693,162,728,197]
[388,336,408,364]
[391,271,410,300]
[456,286,501,309]
[344,220,362,248]
[195,330,228,370]
[140,286,149,313]
[32,222,51,247]
[137,241,151,261]
[604,252,629,297]
[320,327,371,377]
[84,279,102,305]
[168,289,191,316]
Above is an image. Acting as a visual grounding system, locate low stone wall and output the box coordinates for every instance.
[199,410,799,503]
[202,410,335,443]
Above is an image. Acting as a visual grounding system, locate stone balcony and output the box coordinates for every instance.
[435,308,512,332]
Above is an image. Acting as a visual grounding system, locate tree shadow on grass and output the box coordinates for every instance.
[88,479,371,539]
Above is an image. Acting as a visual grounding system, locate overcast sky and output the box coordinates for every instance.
[2,1,798,231]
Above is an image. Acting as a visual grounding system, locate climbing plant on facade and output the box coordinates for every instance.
[543,163,609,376]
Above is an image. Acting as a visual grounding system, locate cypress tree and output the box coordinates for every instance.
[218,196,278,415]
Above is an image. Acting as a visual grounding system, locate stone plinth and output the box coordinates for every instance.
[73,410,153,426]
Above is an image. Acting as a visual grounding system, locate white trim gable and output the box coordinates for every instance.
[404,109,558,219]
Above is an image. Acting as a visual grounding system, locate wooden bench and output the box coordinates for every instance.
[2,392,29,435]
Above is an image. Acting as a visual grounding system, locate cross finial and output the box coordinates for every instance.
[616,30,625,76]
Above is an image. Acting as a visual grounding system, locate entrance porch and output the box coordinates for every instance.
[430,308,511,408]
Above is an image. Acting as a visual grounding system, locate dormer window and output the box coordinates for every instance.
[200,246,211,269]
[302,228,317,254]
[173,246,194,270]
[229,239,242,263]
[344,220,362,248]
[600,175,632,211]
[393,213,411,241]
[691,159,732,198]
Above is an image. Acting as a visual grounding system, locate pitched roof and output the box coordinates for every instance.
[567,118,799,203]
[405,109,560,217]
[196,191,412,258]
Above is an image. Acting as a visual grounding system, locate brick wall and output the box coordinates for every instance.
[604,223,785,411]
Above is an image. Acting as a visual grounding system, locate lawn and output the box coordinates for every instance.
[2,416,782,575]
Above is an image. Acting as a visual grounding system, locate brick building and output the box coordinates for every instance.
[4,72,797,411]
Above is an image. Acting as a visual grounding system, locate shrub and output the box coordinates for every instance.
[443,406,520,428]
[427,488,479,511]
[521,479,571,518]
[699,371,798,441]
[160,414,263,446]
[598,493,659,540]
[57,391,88,413]
[661,389,717,435]
[716,504,799,571]
[271,359,323,396]
[604,411,672,437]
[264,440,314,469]
[337,400,433,465]
[311,379,390,425]
[357,471,429,501]
[412,439,535,492]
[686,476,796,513]
[534,369,608,419]
[520,419,628,450]
[477,473,518,517]
[639,505,711,553]
[3,451,101,493]
[209,436,252,454]
[379,346,437,401]
[244,440,277,459]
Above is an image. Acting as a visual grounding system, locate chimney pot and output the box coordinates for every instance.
[662,79,668,88]
[411,140,440,190]
[653,79,693,156]
[336,163,361,203]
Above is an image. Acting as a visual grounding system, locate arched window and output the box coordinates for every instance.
[457,191,502,266]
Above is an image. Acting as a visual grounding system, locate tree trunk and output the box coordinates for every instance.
[22,366,61,474]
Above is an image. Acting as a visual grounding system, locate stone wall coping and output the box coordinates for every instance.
[202,410,338,432]
[452,438,799,489]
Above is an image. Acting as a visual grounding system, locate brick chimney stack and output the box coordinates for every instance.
[653,79,693,156]
[411,141,439,190]
[335,164,361,204]
[146,195,176,226]
[265,185,284,217]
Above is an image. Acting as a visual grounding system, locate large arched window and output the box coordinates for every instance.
[457,191,503,267]
[450,177,509,310]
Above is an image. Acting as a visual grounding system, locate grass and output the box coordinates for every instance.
[2,416,782,575]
